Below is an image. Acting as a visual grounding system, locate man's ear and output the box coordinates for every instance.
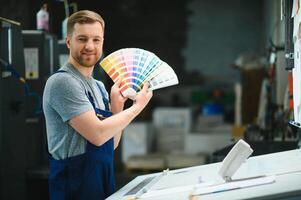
[66,36,71,49]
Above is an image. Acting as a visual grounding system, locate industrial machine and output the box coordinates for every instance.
[21,29,60,200]
[0,17,28,200]
[108,143,301,200]
[0,18,61,199]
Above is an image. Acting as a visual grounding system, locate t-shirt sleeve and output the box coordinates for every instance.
[48,74,93,122]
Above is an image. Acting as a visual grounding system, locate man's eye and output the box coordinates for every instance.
[78,38,87,42]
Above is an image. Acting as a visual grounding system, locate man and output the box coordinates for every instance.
[43,10,152,200]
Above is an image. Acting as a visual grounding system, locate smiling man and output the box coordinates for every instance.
[43,10,152,200]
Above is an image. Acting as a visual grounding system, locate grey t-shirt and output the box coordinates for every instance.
[43,63,109,160]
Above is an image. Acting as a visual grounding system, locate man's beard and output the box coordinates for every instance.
[72,52,100,68]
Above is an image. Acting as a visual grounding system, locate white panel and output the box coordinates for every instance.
[122,122,154,163]
[24,48,39,79]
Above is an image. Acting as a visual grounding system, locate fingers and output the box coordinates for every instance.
[141,82,150,93]
[114,78,122,87]
[138,82,152,99]
[144,82,152,97]
[111,79,123,93]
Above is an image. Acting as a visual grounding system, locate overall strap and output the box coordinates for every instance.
[95,82,110,112]
[84,81,112,118]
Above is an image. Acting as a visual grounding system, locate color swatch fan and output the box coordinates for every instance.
[100,48,179,99]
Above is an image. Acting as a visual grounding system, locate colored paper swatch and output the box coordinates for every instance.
[99,48,179,99]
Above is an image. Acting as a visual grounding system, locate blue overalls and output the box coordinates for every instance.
[48,70,115,200]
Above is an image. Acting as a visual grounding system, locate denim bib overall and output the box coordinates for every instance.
[48,70,115,200]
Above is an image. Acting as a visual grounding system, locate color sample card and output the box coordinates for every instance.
[99,48,179,99]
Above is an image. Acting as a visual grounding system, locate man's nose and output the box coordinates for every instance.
[85,39,94,50]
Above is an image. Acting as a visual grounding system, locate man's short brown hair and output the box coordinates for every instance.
[67,10,105,36]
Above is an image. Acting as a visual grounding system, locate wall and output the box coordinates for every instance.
[183,0,265,85]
